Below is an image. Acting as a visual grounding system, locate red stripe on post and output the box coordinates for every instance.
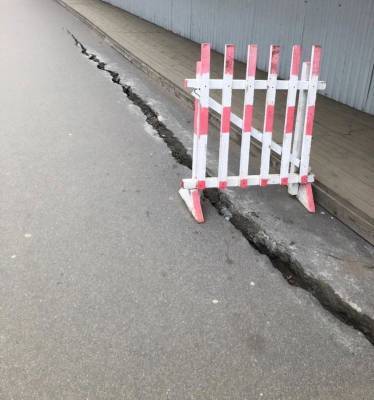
[243,104,253,132]
[265,105,275,132]
[240,179,248,188]
[281,177,288,186]
[260,179,269,187]
[221,106,231,133]
[197,180,206,189]
[200,43,211,74]
[285,106,295,133]
[224,45,235,75]
[305,106,315,136]
[219,181,227,189]
[291,45,301,76]
[311,45,321,76]
[198,107,209,135]
[246,45,257,77]
[300,175,308,185]
[270,45,280,74]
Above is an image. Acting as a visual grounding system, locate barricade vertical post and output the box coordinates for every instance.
[299,46,321,183]
[179,44,211,223]
[196,43,211,190]
[280,45,301,185]
[218,44,235,189]
[288,61,310,196]
[297,46,321,213]
[191,61,202,180]
[239,44,257,188]
[260,45,280,186]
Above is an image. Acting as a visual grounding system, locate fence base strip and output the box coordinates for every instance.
[185,79,326,91]
[182,173,314,190]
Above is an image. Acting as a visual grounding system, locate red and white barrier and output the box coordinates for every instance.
[180,43,325,223]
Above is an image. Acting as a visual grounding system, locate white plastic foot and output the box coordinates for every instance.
[179,188,204,223]
[297,183,315,213]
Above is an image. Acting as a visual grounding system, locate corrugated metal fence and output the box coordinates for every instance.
[104,0,374,115]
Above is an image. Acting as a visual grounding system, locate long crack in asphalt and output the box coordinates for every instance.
[68,31,374,345]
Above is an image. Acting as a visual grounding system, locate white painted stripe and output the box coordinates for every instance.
[192,124,199,178]
[239,44,257,184]
[218,134,230,185]
[280,45,300,184]
[196,135,208,185]
[260,45,280,185]
[217,45,234,187]
[191,62,201,179]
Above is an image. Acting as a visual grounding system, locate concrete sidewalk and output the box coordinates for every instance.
[55,0,374,342]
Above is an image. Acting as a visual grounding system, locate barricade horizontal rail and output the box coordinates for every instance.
[179,43,324,223]
[185,79,326,91]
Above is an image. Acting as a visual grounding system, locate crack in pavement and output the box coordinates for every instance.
[67,31,374,345]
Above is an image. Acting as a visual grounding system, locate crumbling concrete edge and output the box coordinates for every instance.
[206,189,374,344]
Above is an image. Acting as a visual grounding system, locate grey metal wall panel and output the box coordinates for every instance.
[170,0,192,37]
[104,0,374,114]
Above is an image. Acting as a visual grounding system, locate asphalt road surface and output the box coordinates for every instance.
[0,0,373,399]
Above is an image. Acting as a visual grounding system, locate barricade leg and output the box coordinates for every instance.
[179,62,205,222]
[178,187,204,223]
[288,60,315,212]
[179,44,211,223]
[296,183,315,212]
[179,99,205,222]
[297,46,321,213]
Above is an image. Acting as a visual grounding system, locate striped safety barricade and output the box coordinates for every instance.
[179,43,325,223]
